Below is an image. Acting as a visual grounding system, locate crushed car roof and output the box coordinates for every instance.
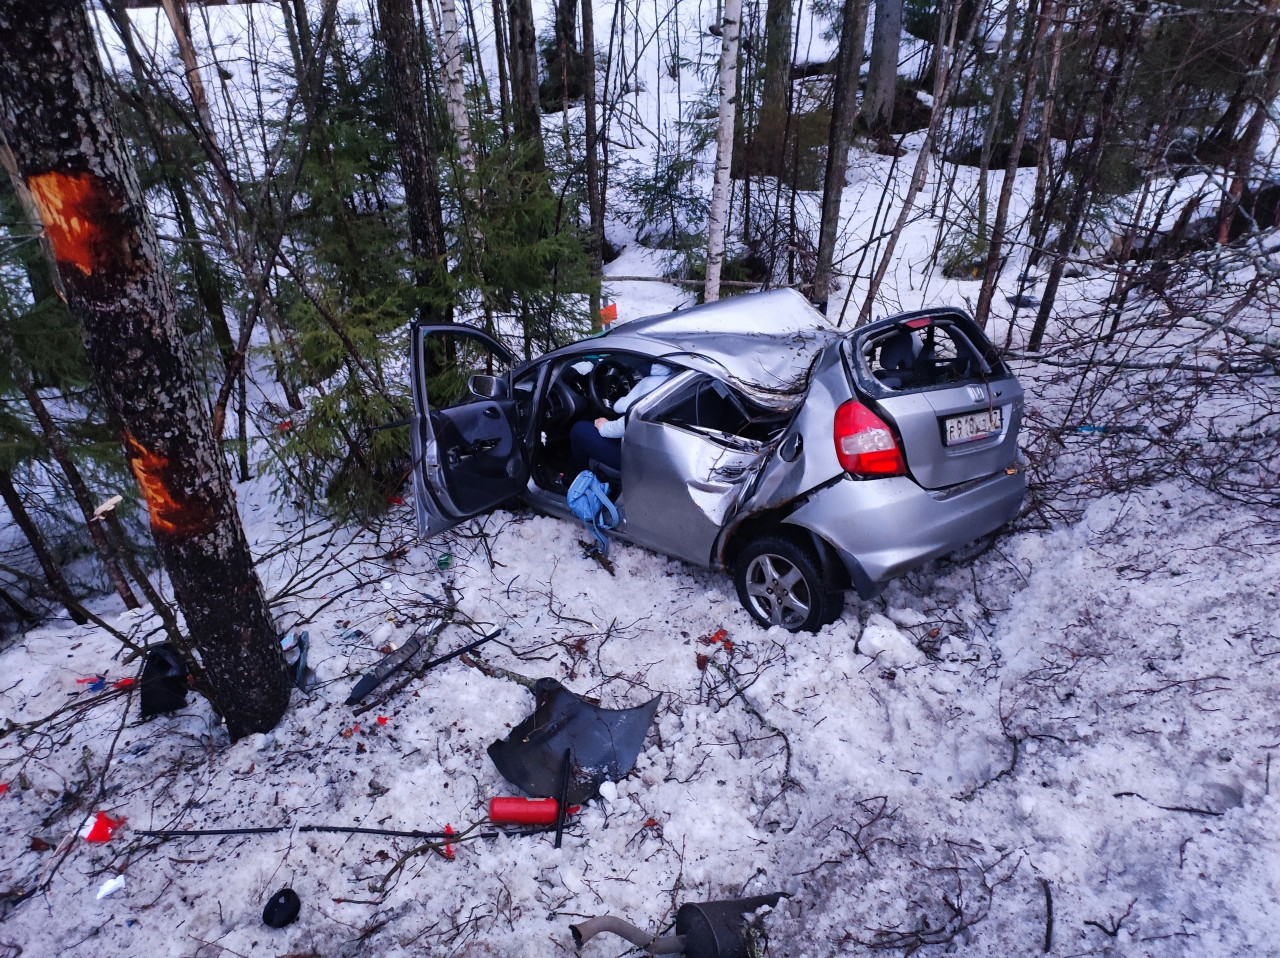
[597,289,842,408]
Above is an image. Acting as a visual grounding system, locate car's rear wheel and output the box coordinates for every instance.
[734,536,840,632]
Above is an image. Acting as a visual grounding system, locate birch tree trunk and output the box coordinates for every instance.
[438,0,477,172]
[0,0,291,738]
[704,0,743,304]
[812,0,870,307]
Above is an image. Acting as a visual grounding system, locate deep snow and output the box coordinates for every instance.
[3,1,1279,955]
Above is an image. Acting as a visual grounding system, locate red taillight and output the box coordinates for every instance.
[834,401,907,477]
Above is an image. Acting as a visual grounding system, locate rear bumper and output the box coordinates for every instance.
[783,467,1025,598]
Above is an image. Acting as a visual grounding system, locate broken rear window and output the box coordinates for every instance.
[861,319,998,391]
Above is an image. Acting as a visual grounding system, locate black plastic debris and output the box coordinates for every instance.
[570,892,788,958]
[488,678,660,806]
[676,893,788,958]
[345,626,499,707]
[262,887,301,928]
[139,644,188,718]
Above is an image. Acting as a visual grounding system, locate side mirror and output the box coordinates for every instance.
[468,373,509,400]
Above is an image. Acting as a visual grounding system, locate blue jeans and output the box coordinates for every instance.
[570,420,622,474]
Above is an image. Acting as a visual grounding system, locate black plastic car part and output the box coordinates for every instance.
[488,678,660,805]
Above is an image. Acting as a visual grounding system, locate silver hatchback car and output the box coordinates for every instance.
[410,289,1025,631]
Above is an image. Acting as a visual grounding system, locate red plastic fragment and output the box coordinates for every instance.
[600,302,618,325]
[113,678,136,690]
[277,420,292,432]
[76,675,104,684]
[0,783,8,797]
[443,824,455,860]
[488,797,580,826]
[385,494,404,506]
[85,811,126,843]
[376,716,388,726]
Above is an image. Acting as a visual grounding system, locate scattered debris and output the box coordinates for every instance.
[579,541,617,576]
[488,797,580,826]
[571,892,788,958]
[1075,424,1148,435]
[138,645,188,718]
[345,621,500,707]
[488,678,660,805]
[83,812,126,843]
[280,630,311,691]
[95,876,125,900]
[262,887,300,928]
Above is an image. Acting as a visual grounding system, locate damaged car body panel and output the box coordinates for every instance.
[409,323,529,537]
[409,289,1025,630]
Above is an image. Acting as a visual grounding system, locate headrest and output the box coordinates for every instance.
[879,331,918,372]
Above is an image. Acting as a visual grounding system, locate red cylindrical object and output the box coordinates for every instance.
[489,797,577,825]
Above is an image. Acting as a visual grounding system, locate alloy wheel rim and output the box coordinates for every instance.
[744,553,811,628]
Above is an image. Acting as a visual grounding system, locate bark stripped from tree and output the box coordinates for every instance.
[0,2,290,739]
[704,0,744,304]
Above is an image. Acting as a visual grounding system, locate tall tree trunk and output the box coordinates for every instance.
[507,0,546,171]
[583,0,604,329]
[751,0,794,176]
[0,1,291,738]
[0,468,88,625]
[1029,4,1148,351]
[0,323,140,610]
[812,0,870,308]
[863,0,903,136]
[974,0,1051,326]
[859,0,983,324]
[491,0,511,133]
[704,0,744,304]
[438,0,477,172]
[377,0,451,319]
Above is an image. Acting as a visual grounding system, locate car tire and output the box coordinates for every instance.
[734,536,839,632]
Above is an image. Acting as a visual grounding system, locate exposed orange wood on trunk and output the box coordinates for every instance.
[26,171,125,275]
[124,434,213,536]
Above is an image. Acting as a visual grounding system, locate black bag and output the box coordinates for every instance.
[139,644,189,718]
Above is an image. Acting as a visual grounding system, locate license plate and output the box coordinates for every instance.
[945,407,1003,445]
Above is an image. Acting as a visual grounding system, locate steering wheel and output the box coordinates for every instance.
[589,359,638,412]
[543,368,587,425]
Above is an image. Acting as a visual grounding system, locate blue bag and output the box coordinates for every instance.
[566,470,619,556]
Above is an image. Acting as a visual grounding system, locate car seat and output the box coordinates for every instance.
[875,330,919,388]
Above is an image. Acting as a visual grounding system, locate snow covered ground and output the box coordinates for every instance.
[3,2,1279,955]
[3,302,1278,956]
